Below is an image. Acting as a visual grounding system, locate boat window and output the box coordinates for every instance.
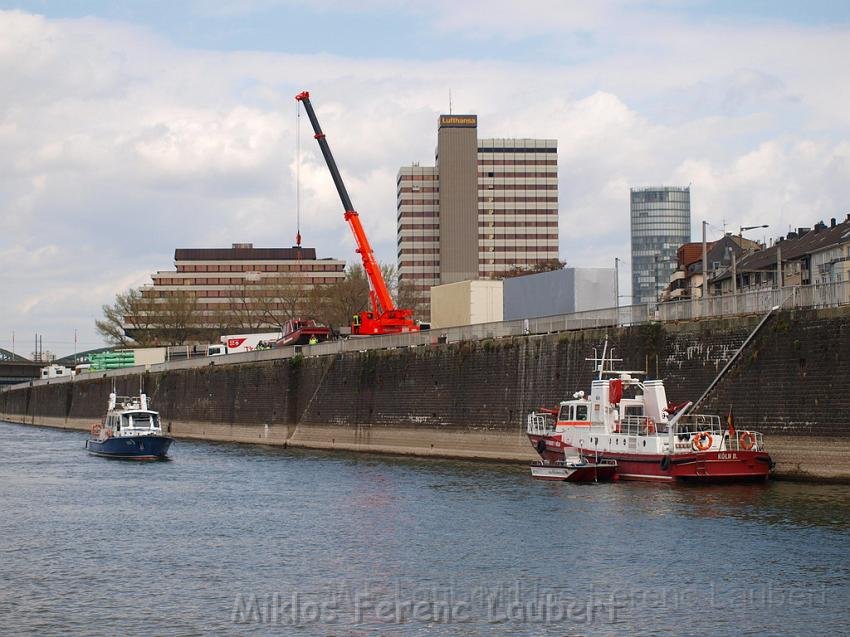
[624,405,643,417]
[130,413,154,428]
[575,405,588,421]
[557,405,570,421]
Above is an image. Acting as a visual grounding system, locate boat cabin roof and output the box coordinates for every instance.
[559,398,589,406]
[107,409,160,420]
[104,410,160,429]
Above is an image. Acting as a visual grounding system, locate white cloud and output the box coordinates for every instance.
[2,6,850,352]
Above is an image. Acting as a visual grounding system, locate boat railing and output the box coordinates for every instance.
[617,413,751,439]
[616,416,670,436]
[531,458,618,468]
[114,395,142,409]
[722,430,766,452]
[668,415,766,451]
[526,412,555,436]
[672,414,723,434]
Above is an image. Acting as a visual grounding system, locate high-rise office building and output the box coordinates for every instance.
[397,115,559,316]
[396,165,440,307]
[630,186,691,305]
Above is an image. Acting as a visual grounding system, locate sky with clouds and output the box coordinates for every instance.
[2,0,850,356]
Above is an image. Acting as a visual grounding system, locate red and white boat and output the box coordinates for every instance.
[526,343,774,482]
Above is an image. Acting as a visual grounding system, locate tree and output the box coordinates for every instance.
[206,303,236,338]
[308,264,370,331]
[306,262,433,329]
[231,277,268,332]
[251,274,306,331]
[154,290,201,345]
[96,288,203,347]
[397,279,429,322]
[501,258,567,279]
[379,263,399,300]
[96,288,156,347]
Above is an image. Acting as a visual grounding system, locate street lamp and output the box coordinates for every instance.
[740,224,768,236]
[654,254,668,302]
[734,225,768,292]
[614,257,620,310]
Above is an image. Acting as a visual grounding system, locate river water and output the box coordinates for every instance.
[1,420,848,636]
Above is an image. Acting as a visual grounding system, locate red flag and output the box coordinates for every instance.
[727,407,736,436]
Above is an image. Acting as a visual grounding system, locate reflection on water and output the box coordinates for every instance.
[1,420,848,637]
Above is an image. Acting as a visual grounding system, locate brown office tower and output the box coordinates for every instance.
[437,114,480,284]
[397,115,559,318]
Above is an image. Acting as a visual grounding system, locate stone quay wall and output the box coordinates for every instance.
[2,307,849,480]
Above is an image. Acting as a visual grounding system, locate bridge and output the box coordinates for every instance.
[0,348,31,363]
[53,347,113,367]
[0,347,118,387]
[0,349,40,386]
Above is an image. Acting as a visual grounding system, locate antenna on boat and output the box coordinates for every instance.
[598,341,608,380]
[108,377,117,411]
[587,339,624,379]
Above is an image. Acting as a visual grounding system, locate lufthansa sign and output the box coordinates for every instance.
[439,114,477,128]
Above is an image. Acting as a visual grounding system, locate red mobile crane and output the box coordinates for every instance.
[295,91,420,336]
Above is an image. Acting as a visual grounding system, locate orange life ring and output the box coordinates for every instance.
[693,431,713,452]
[642,418,656,435]
[91,424,101,436]
[739,431,756,451]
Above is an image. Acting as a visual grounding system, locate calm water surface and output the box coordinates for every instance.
[1,420,848,636]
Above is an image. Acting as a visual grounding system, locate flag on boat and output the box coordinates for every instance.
[726,407,736,436]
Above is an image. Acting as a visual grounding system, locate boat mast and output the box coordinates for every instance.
[598,341,608,380]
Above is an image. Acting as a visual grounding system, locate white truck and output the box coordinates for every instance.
[40,364,74,379]
[208,332,282,356]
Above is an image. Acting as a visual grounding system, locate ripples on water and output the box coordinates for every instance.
[1,421,848,636]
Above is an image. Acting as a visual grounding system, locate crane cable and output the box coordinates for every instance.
[295,99,302,248]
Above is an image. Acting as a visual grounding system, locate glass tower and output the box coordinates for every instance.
[630,186,691,305]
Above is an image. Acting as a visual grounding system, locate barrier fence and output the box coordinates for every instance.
[8,280,850,390]
[656,281,850,322]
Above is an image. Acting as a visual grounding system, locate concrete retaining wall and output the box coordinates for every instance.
[3,308,849,480]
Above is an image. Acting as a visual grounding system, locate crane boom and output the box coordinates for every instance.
[295,91,419,335]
